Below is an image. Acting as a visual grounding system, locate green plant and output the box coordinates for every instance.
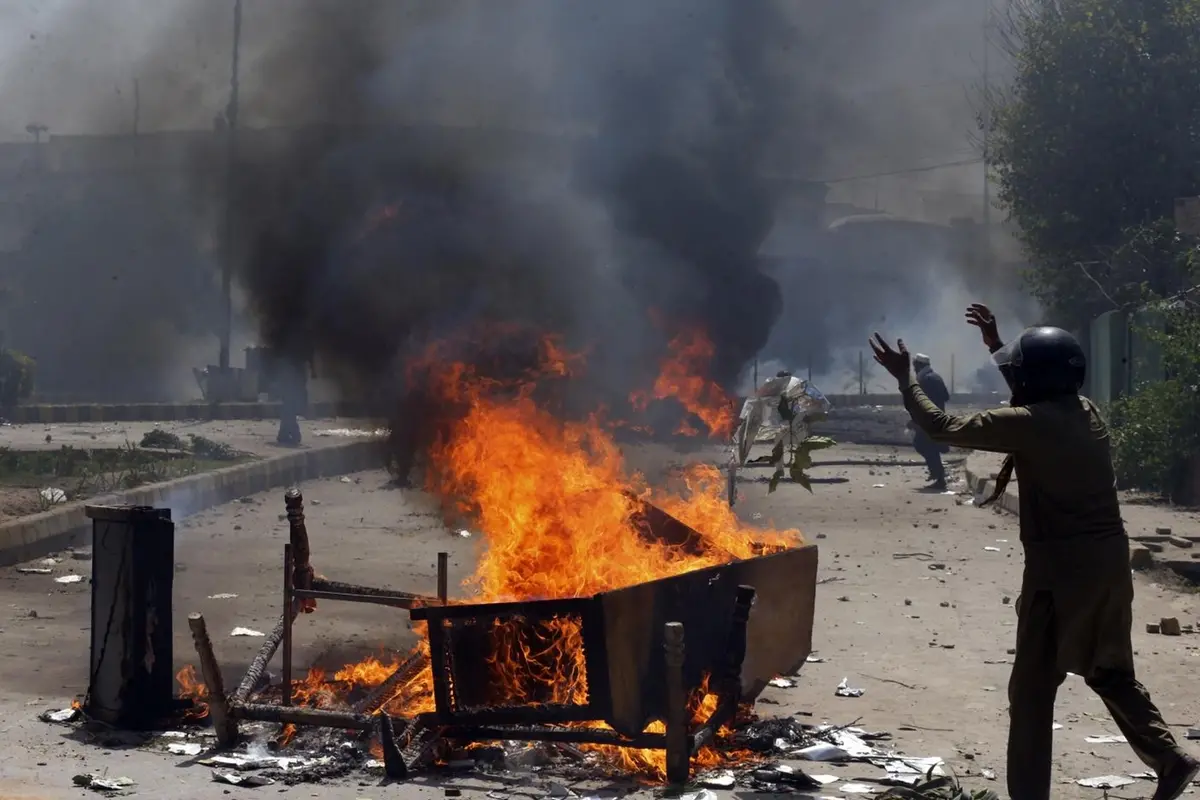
[187,434,238,461]
[140,429,186,450]
[768,435,836,493]
[0,348,35,414]
[1110,295,1200,499]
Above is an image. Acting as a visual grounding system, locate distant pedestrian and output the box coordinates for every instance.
[910,353,950,491]
[276,347,315,447]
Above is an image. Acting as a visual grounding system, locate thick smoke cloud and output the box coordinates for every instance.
[0,0,1036,404]
[221,0,820,413]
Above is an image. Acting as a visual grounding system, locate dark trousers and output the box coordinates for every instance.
[913,435,945,483]
[1007,590,1180,799]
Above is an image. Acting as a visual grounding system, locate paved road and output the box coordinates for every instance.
[0,443,1197,798]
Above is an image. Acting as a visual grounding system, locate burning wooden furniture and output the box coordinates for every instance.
[187,489,818,785]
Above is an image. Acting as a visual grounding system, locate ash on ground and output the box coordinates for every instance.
[41,701,959,794]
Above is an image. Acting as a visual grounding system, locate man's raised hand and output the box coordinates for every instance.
[965,303,1002,351]
[869,333,911,381]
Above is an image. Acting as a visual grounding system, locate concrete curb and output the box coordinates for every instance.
[9,401,371,425]
[0,438,383,567]
[963,459,1157,570]
[962,463,1021,517]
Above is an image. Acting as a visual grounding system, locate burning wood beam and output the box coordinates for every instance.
[186,612,239,747]
[352,652,425,715]
[663,621,690,787]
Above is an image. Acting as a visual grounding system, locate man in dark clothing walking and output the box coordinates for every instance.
[910,353,950,490]
[276,346,316,447]
[868,304,1199,800]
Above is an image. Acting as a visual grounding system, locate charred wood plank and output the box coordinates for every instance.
[187,613,238,747]
[229,701,374,730]
[234,613,287,702]
[310,578,433,606]
[293,588,421,609]
[440,725,666,748]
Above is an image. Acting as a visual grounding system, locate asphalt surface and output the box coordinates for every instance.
[0,441,1197,798]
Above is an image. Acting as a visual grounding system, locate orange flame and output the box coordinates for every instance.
[181,331,794,780]
[630,329,736,438]
[175,665,210,720]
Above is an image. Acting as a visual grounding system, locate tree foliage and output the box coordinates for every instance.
[988,0,1200,323]
[1109,284,1200,498]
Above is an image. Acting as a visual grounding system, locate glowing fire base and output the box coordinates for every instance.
[185,489,817,786]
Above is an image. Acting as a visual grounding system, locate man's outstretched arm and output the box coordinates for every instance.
[902,373,1032,453]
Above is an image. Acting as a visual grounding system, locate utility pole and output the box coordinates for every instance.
[218,0,243,373]
[981,0,994,271]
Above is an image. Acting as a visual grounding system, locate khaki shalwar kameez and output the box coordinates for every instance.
[900,376,1182,800]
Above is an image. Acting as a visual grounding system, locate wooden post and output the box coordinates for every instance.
[234,490,311,702]
[187,613,238,747]
[664,621,690,788]
[437,552,449,605]
[286,488,315,613]
[83,505,175,729]
[379,714,408,780]
[282,544,294,707]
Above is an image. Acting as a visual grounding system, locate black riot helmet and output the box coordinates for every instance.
[992,326,1086,402]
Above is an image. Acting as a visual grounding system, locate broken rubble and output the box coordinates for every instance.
[73,774,136,793]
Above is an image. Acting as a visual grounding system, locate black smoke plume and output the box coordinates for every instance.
[225,1,806,434]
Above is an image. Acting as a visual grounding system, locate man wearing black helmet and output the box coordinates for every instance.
[869,304,1199,800]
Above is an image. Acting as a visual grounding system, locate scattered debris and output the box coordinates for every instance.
[680,790,718,800]
[769,677,796,689]
[840,782,877,794]
[73,774,136,792]
[17,567,52,575]
[339,476,354,483]
[212,770,275,787]
[806,654,825,663]
[835,677,864,697]
[457,529,472,538]
[811,774,840,785]
[230,627,266,637]
[1084,734,1127,744]
[167,741,204,756]
[39,487,67,504]
[699,771,737,788]
[983,546,1000,552]
[39,707,80,724]
[1076,775,1135,789]
[981,768,996,780]
[872,483,886,488]
[796,741,851,761]
[747,764,821,791]
[207,593,238,600]
[54,574,84,584]
[1160,617,1182,636]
